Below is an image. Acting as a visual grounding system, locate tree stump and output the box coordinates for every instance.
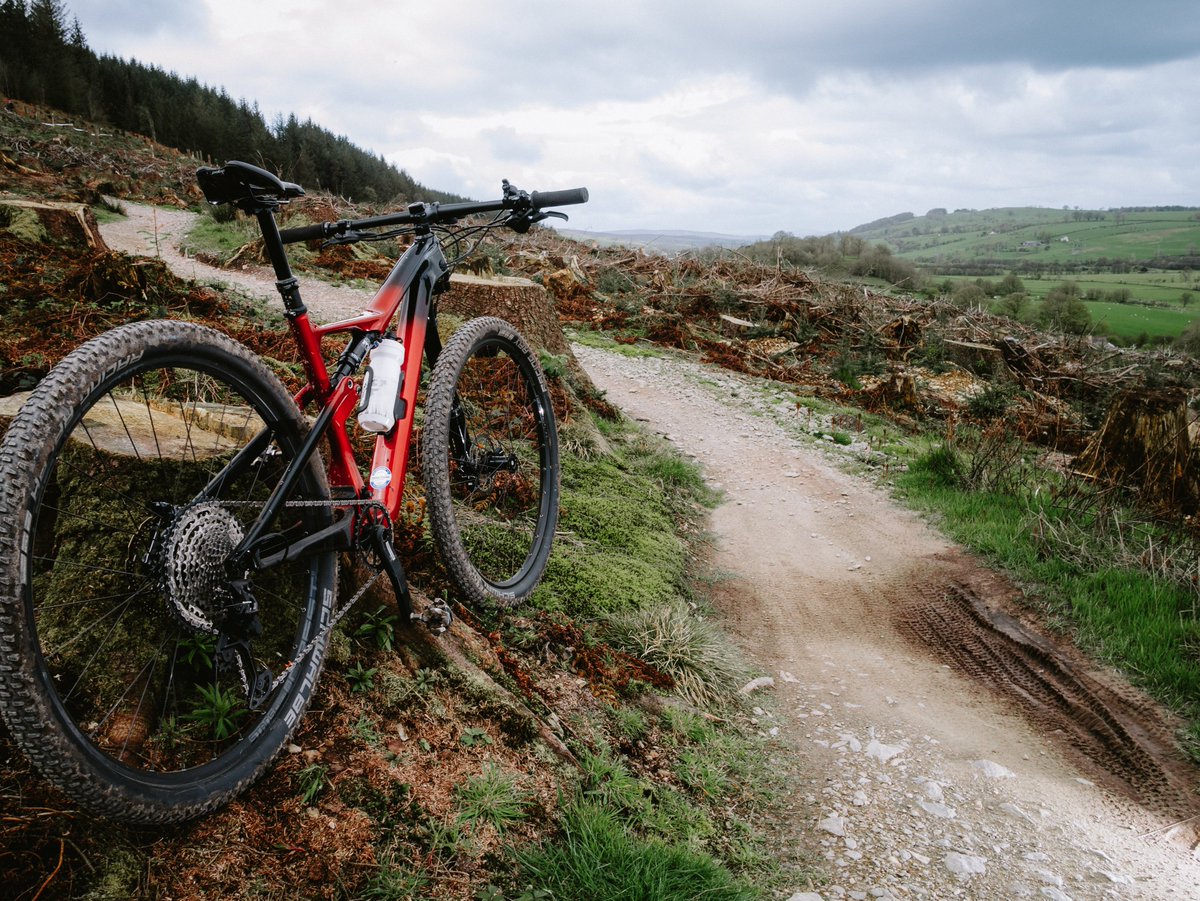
[0,197,109,250]
[438,273,610,417]
[440,273,570,357]
[1072,387,1199,514]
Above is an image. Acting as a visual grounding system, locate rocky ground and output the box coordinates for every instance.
[101,203,1200,900]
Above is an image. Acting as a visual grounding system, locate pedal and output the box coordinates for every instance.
[412,599,453,636]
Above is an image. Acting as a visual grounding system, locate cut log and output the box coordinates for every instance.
[1072,387,1199,513]
[0,197,109,250]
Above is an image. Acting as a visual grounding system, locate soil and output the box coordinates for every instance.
[101,205,1200,899]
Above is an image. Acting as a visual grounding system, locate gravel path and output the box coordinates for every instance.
[99,201,371,322]
[575,344,1200,901]
[99,204,1200,899]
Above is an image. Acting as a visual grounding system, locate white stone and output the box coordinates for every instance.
[1039,888,1072,901]
[819,815,847,837]
[739,676,775,695]
[918,800,957,819]
[972,759,1016,779]
[865,739,905,763]
[922,780,945,802]
[1033,868,1063,887]
[784,894,825,901]
[999,802,1035,824]
[944,852,987,876]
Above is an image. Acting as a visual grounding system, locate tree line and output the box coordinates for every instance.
[0,0,460,204]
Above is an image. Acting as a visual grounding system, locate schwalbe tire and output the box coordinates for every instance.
[0,320,336,824]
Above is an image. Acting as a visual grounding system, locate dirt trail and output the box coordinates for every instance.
[575,346,1200,901]
[99,201,370,322]
[100,206,1200,899]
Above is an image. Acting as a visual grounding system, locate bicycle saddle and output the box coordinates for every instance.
[197,160,305,211]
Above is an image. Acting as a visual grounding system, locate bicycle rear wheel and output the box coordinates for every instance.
[421,317,559,607]
[0,320,336,823]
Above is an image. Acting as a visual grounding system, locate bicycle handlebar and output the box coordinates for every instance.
[277,185,589,245]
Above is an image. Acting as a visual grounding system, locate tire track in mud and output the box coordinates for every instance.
[896,572,1199,819]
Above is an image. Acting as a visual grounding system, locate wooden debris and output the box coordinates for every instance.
[1073,387,1199,513]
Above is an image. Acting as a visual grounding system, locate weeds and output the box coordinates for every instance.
[455,764,531,833]
[297,763,329,805]
[515,802,756,901]
[187,683,246,740]
[356,606,399,651]
[347,661,379,692]
[603,603,748,706]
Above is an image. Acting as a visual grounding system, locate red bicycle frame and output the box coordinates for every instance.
[286,229,449,516]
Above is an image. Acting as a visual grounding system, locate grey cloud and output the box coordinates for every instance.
[67,0,213,43]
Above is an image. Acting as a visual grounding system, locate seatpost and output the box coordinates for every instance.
[255,208,308,317]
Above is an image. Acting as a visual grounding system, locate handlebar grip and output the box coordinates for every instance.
[530,187,589,210]
[279,222,331,244]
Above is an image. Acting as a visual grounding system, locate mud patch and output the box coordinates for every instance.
[897,571,1199,824]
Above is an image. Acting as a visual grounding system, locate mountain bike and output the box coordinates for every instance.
[0,160,588,823]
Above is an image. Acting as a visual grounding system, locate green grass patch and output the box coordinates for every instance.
[514,802,757,901]
[896,451,1200,749]
[181,210,260,260]
[532,413,713,617]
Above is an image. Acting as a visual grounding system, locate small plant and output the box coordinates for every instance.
[361,862,427,901]
[676,748,730,799]
[346,660,378,692]
[352,714,384,747]
[908,442,963,489]
[455,764,531,832]
[831,431,853,446]
[459,726,493,747]
[179,633,216,670]
[297,762,329,805]
[966,382,1014,419]
[187,682,246,740]
[612,705,648,742]
[356,606,399,651]
[539,351,569,380]
[604,604,748,707]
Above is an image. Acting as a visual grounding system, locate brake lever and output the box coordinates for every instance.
[321,229,367,247]
[506,210,568,234]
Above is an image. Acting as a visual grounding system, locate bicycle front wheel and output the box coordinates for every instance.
[0,320,336,823]
[421,317,559,607]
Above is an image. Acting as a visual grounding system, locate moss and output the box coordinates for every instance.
[82,847,142,900]
[0,206,49,242]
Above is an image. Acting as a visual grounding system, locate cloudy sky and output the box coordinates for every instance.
[66,0,1200,236]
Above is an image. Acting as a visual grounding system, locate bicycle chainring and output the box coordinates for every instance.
[159,501,244,633]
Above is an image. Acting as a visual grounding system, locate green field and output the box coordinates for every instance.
[849,207,1200,269]
[937,273,1200,341]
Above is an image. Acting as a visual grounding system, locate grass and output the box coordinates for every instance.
[514,802,758,901]
[455,764,531,833]
[531,413,715,616]
[603,603,750,707]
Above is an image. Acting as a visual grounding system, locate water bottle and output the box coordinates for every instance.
[357,337,405,433]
